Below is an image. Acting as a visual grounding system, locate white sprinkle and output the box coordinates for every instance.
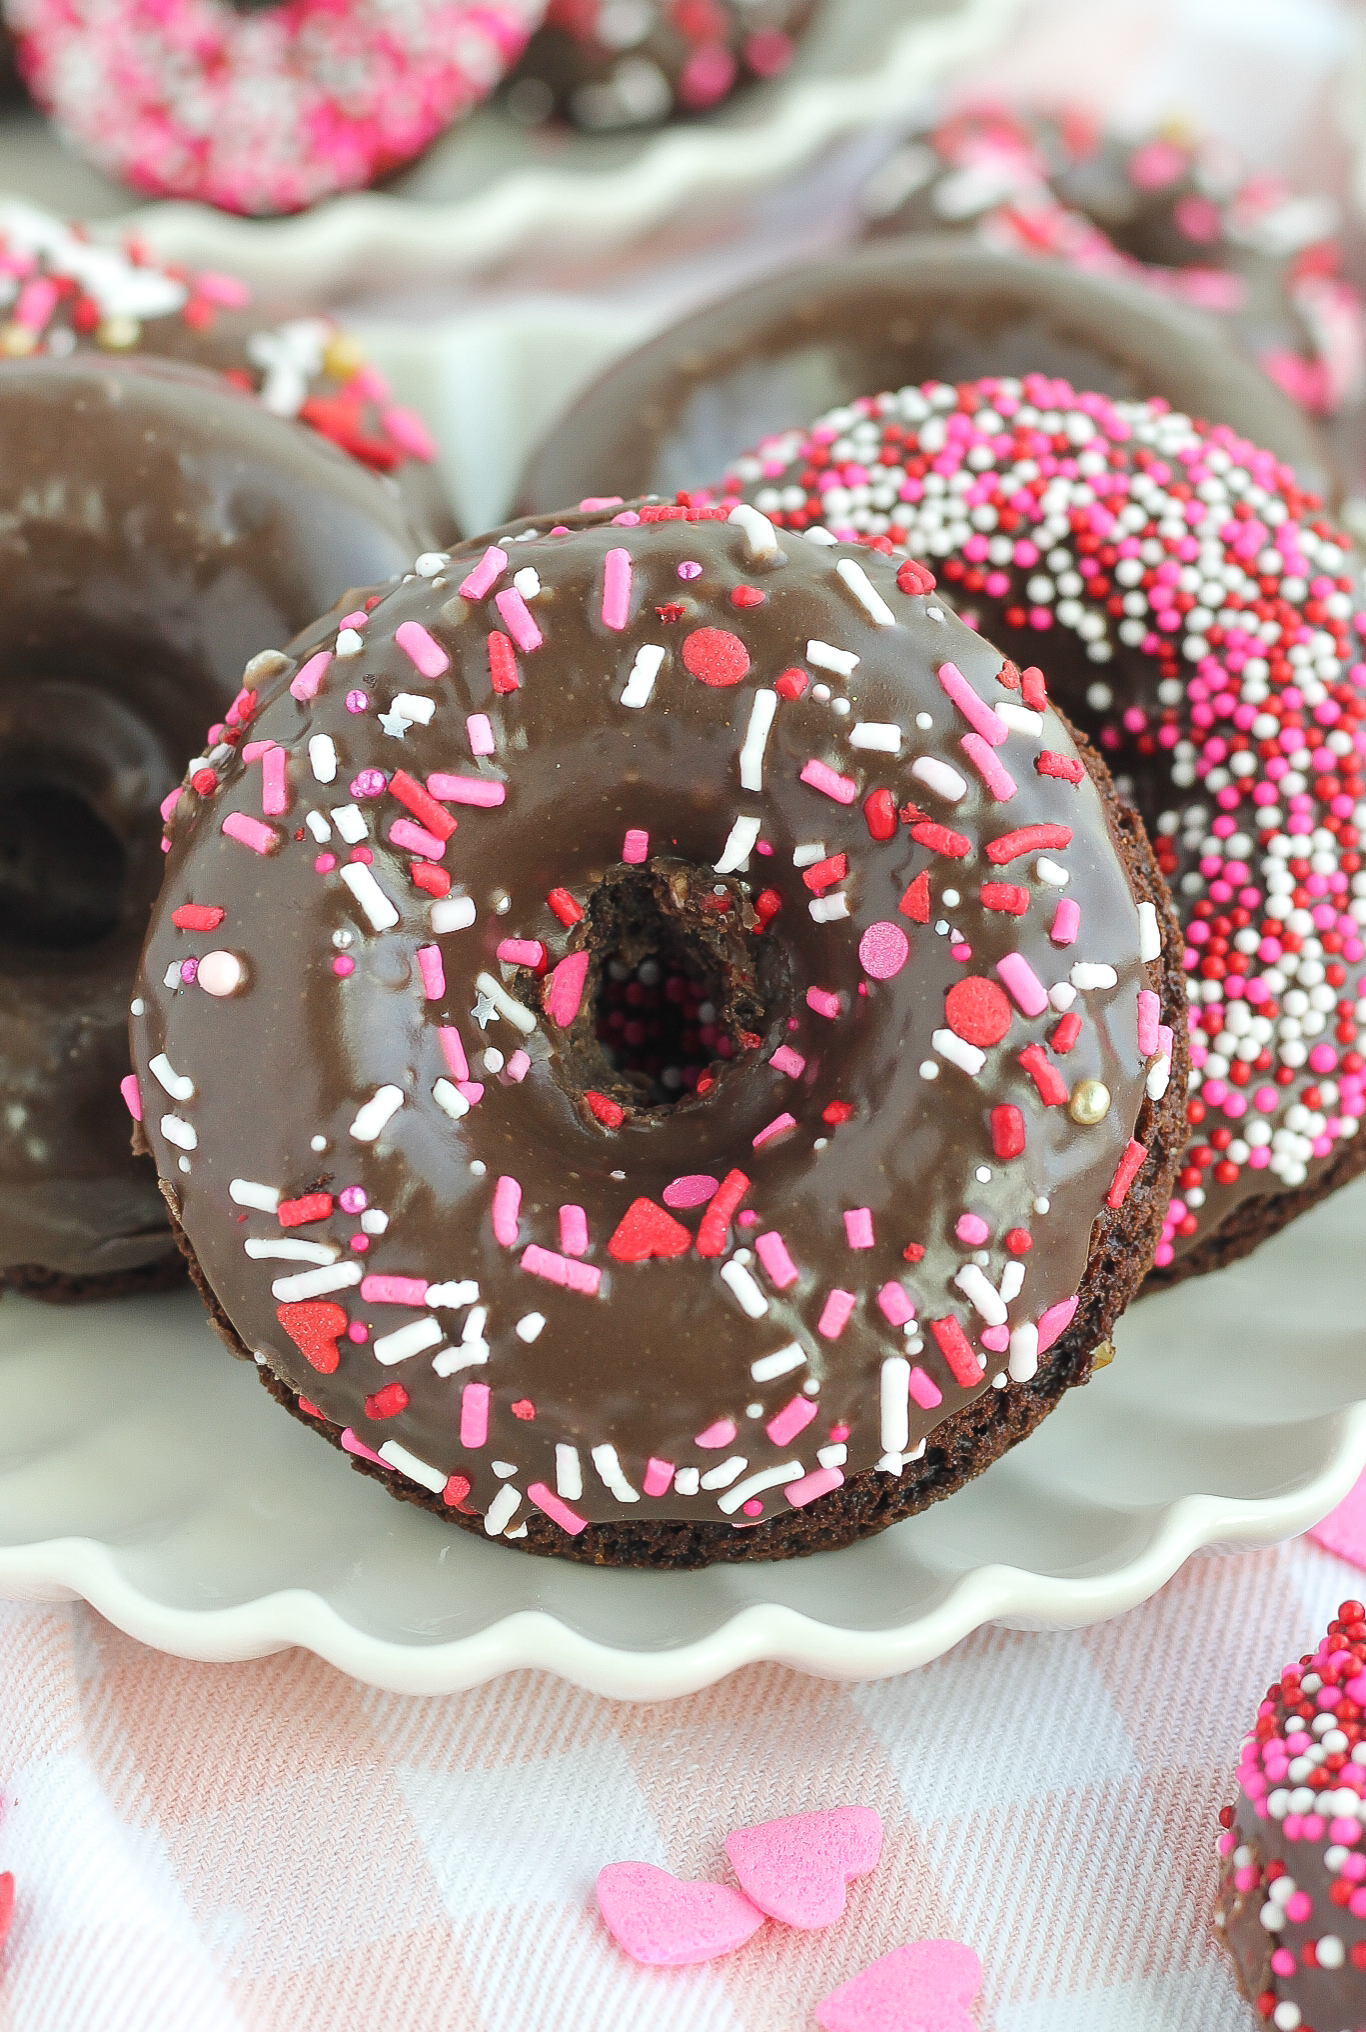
[426,1280,479,1309]
[997,702,1044,737]
[1147,1055,1172,1101]
[230,1178,279,1212]
[805,527,838,547]
[932,1028,986,1075]
[149,1052,194,1101]
[555,1443,582,1500]
[809,893,851,923]
[475,971,536,1034]
[850,721,901,752]
[516,1312,546,1342]
[807,640,859,677]
[1071,961,1118,991]
[432,894,477,933]
[305,810,332,842]
[484,1484,522,1536]
[720,1259,769,1318]
[881,1355,911,1455]
[374,1316,444,1366]
[792,841,827,867]
[130,997,145,1016]
[728,501,780,560]
[620,642,665,708]
[1048,982,1077,1012]
[244,1238,338,1265]
[432,1079,470,1122]
[954,1263,1008,1326]
[335,627,364,658]
[700,1455,749,1490]
[415,551,450,577]
[592,1443,639,1503]
[912,755,967,801]
[925,605,945,623]
[999,1260,1026,1305]
[360,1209,388,1235]
[270,1261,362,1302]
[513,567,540,599]
[715,814,762,874]
[308,735,337,783]
[431,1340,488,1377]
[717,1461,805,1514]
[350,1084,404,1142]
[391,692,435,726]
[673,1467,701,1495]
[751,1342,807,1382]
[160,1113,197,1150]
[738,689,778,790]
[1138,900,1162,961]
[340,861,399,931]
[332,804,367,844]
[379,1440,447,1494]
[818,1443,847,1469]
[836,556,897,627]
[1036,857,1070,886]
[1009,1324,1039,1383]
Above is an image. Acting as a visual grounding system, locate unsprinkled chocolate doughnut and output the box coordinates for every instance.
[0,355,419,1299]
[127,501,1184,1565]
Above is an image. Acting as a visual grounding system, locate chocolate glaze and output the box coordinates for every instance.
[130,504,1179,1552]
[518,241,1330,518]
[0,354,420,1289]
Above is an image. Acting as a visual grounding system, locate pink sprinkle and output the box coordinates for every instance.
[439,1026,469,1081]
[695,1419,737,1448]
[602,547,633,630]
[346,691,368,714]
[818,1289,856,1338]
[877,1281,914,1327]
[458,545,508,600]
[956,1212,989,1246]
[766,1395,817,1448]
[663,1174,718,1209]
[467,713,495,755]
[389,818,447,858]
[1137,989,1161,1057]
[456,1081,484,1108]
[194,270,252,308]
[492,1176,522,1247]
[643,1458,675,1498]
[806,987,842,1019]
[460,1382,489,1449]
[241,738,274,764]
[800,758,858,804]
[333,955,354,978]
[382,406,438,462]
[290,650,331,702]
[495,588,543,653]
[844,1208,875,1250]
[1037,1294,1079,1353]
[341,1429,386,1466]
[559,1205,589,1256]
[338,611,369,631]
[755,1231,799,1289]
[785,1466,844,1509]
[496,938,544,967]
[961,732,1018,800]
[505,1050,530,1083]
[996,952,1049,1016]
[546,950,590,1029]
[416,945,445,1000]
[360,1275,428,1305]
[425,772,505,808]
[527,1483,587,1536]
[221,811,277,855]
[346,1322,368,1344]
[339,1187,367,1213]
[753,1112,796,1148]
[579,496,623,511]
[14,274,56,331]
[678,560,702,581]
[395,621,449,680]
[119,1073,142,1122]
[1050,897,1081,946]
[908,1366,943,1410]
[1157,1023,1174,1066]
[770,1045,805,1079]
[520,1245,601,1296]
[936,660,1009,744]
[160,787,183,822]
[858,920,910,980]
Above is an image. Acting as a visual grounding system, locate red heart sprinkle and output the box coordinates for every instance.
[682,627,751,687]
[276,1299,348,1374]
[608,1197,693,1263]
[944,976,1012,1048]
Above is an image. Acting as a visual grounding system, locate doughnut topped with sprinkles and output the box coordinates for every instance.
[129,503,1184,1564]
[718,377,1366,1284]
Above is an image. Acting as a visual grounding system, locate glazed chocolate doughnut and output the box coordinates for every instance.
[717,376,1366,1281]
[0,355,420,1299]
[504,0,815,131]
[1215,1597,1366,2031]
[861,107,1366,508]
[128,501,1184,1565]
[518,240,1330,518]
[0,202,453,544]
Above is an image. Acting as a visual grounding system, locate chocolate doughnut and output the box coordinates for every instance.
[0,202,453,544]
[0,355,420,1299]
[518,240,1330,518]
[1215,1597,1366,2031]
[504,0,816,131]
[716,376,1366,1282]
[861,108,1366,510]
[127,501,1184,1565]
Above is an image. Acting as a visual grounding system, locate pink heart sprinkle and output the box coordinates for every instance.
[596,1862,764,1966]
[816,1940,983,2032]
[725,1806,882,1928]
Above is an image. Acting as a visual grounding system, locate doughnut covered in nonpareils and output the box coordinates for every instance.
[128,502,1185,1564]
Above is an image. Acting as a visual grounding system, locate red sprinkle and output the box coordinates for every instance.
[1107,1139,1149,1208]
[1019,1043,1069,1106]
[697,1169,750,1258]
[443,1473,473,1510]
[774,667,808,699]
[944,976,1013,1048]
[995,659,1021,691]
[488,631,520,693]
[1020,666,1047,711]
[903,1242,925,1263]
[511,1399,536,1420]
[987,824,1073,865]
[896,559,936,595]
[682,626,751,687]
[655,602,686,623]
[191,768,217,796]
[899,871,931,923]
[802,852,847,895]
[731,585,765,608]
[990,1104,1026,1159]
[275,1299,347,1374]
[930,1314,981,1388]
[822,1100,855,1126]
[411,861,450,896]
[910,820,971,857]
[607,1197,693,1262]
[547,886,583,926]
[1036,751,1085,786]
[171,903,225,931]
[863,787,898,840]
[1050,1012,1083,1054]
[754,888,783,925]
[365,1381,409,1420]
[585,1091,625,1129]
[278,1191,333,1228]
[390,768,456,840]
[1005,1228,1033,1254]
[981,882,1029,915]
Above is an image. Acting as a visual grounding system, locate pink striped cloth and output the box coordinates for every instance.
[2,1527,1360,2028]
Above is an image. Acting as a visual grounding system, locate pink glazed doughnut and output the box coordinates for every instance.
[9,0,542,214]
